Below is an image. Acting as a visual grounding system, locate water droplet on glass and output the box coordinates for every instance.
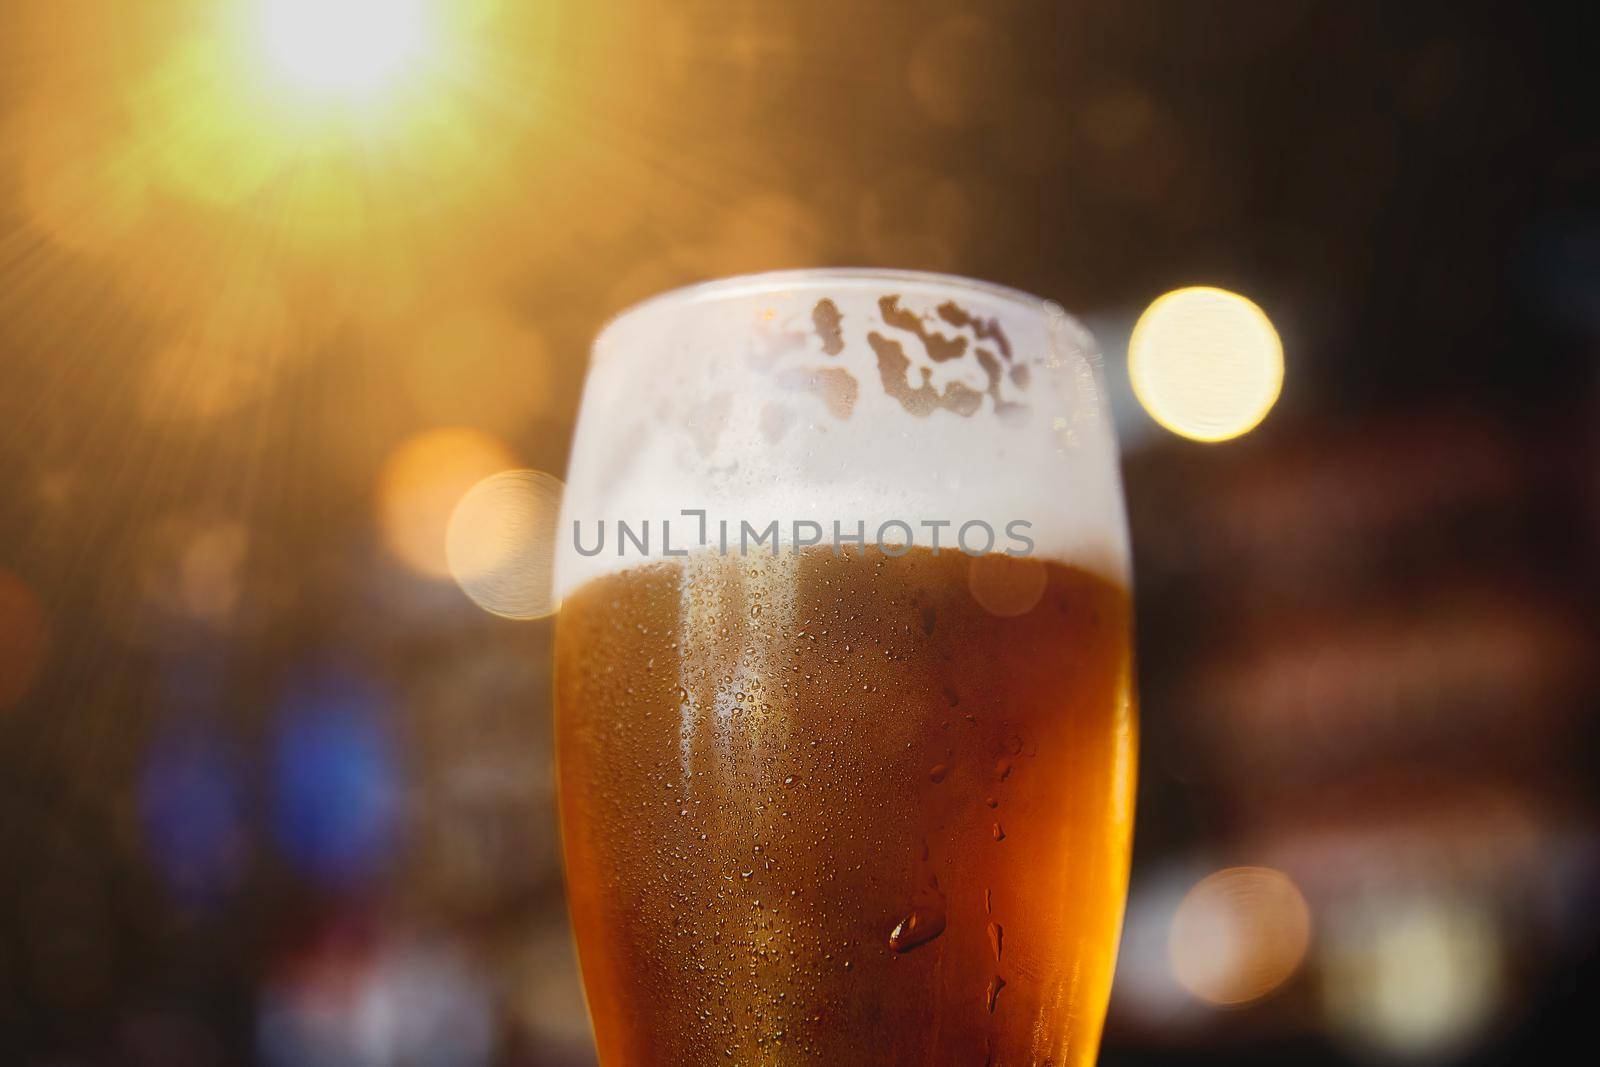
[929,762,949,783]
[888,877,948,954]
[987,921,1003,962]
[985,975,1006,1013]
[992,822,1006,842]
[750,603,763,618]
[995,759,1012,781]
[984,888,992,914]
[888,903,947,954]
[986,796,999,808]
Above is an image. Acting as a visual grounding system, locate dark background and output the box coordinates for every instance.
[1,1,1595,1064]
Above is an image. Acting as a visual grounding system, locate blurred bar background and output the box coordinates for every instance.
[0,1,1595,1064]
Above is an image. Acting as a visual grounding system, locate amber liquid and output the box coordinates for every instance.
[555,547,1136,1065]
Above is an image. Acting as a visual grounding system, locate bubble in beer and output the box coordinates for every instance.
[1129,286,1284,442]
[446,469,564,620]
[1169,866,1311,1007]
[968,554,1048,618]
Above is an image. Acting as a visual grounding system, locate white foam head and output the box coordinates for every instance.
[556,269,1130,598]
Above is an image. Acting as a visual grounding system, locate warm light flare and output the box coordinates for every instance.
[1130,286,1284,443]
[255,0,431,99]
[446,470,564,620]
[1170,866,1311,1006]
[378,428,518,579]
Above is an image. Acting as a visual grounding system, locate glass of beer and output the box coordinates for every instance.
[555,270,1136,1065]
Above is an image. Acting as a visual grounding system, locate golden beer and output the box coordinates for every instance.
[556,547,1135,1064]
[555,270,1136,1064]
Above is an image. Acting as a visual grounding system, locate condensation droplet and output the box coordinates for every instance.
[995,759,1012,780]
[929,762,949,783]
[992,822,1006,842]
[986,975,1006,1013]
[987,921,1003,962]
[986,796,999,808]
[888,903,947,954]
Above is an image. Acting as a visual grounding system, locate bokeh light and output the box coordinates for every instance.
[1322,895,1502,1059]
[1169,866,1311,1007]
[445,469,564,620]
[272,673,403,890]
[139,721,247,906]
[0,568,49,710]
[259,932,494,1067]
[968,553,1048,618]
[120,517,255,635]
[1129,286,1284,442]
[255,0,432,99]
[377,428,518,579]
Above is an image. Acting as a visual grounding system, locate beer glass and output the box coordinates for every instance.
[555,270,1136,1065]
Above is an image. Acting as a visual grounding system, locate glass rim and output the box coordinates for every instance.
[596,267,1057,349]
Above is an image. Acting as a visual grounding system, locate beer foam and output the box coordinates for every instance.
[556,270,1131,599]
